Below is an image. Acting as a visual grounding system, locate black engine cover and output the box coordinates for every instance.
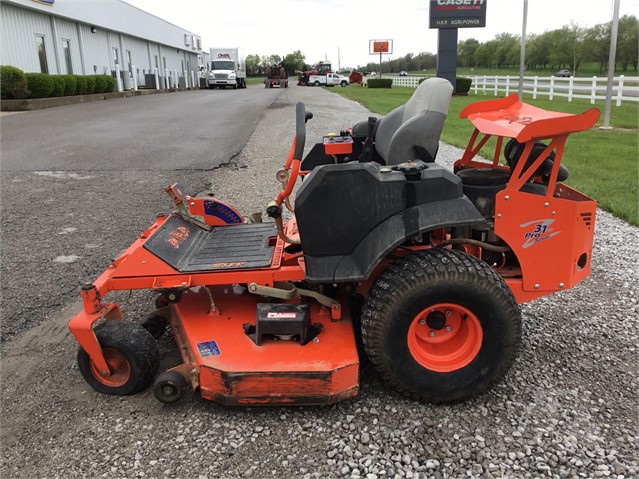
[294,162,485,283]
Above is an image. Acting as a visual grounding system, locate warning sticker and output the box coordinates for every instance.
[197,340,221,357]
[266,312,297,319]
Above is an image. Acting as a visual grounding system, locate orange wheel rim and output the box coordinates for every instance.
[90,348,131,387]
[407,303,483,372]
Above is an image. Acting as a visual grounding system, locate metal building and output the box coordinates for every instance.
[0,0,203,88]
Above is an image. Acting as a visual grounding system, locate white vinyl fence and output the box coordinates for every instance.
[362,76,424,88]
[364,74,638,106]
[469,75,639,106]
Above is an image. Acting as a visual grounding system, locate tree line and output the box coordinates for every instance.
[245,15,637,76]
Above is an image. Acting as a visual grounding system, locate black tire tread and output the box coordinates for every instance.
[77,320,160,396]
[361,248,521,403]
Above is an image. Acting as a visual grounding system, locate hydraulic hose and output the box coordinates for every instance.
[436,238,511,253]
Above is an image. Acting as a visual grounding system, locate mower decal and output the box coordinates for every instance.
[502,114,533,126]
[203,200,243,224]
[520,219,561,249]
[211,261,246,269]
[167,226,190,250]
[267,312,297,319]
[197,340,221,358]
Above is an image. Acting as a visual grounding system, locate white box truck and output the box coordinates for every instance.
[207,48,247,89]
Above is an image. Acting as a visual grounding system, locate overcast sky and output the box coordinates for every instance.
[123,0,638,69]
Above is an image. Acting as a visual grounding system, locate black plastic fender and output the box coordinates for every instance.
[303,197,485,283]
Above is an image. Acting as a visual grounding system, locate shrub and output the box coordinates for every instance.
[103,75,116,93]
[1,65,28,99]
[456,77,472,95]
[93,75,107,94]
[367,78,393,88]
[73,75,87,95]
[84,75,96,95]
[61,75,76,96]
[50,75,65,97]
[25,73,54,99]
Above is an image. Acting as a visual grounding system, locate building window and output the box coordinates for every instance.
[163,57,166,71]
[35,35,48,73]
[62,39,72,74]
[181,60,184,73]
[112,47,119,66]
[196,38,201,50]
[126,50,132,72]
[154,55,159,70]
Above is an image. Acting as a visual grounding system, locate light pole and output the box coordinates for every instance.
[602,0,621,129]
[518,0,528,98]
[572,37,577,76]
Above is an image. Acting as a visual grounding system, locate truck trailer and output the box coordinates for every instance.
[207,48,246,89]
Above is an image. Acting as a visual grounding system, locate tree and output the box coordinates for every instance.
[245,54,261,76]
[458,39,480,68]
[526,33,552,69]
[547,27,576,69]
[493,33,519,68]
[282,50,306,75]
[260,55,271,73]
[474,40,499,68]
[617,15,639,71]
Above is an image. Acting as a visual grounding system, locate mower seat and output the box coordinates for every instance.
[353,77,453,165]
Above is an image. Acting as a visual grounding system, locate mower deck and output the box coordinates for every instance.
[167,286,359,405]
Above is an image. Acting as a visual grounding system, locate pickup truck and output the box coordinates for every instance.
[307,73,350,87]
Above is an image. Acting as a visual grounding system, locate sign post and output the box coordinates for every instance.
[429,0,487,91]
[369,40,393,78]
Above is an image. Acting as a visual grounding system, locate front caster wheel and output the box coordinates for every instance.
[361,248,522,403]
[77,320,159,396]
[153,370,189,404]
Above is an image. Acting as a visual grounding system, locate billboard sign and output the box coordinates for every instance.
[429,0,487,29]
[369,40,393,55]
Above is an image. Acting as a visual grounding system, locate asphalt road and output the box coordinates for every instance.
[0,87,276,171]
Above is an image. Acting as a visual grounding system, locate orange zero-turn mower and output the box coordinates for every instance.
[68,90,600,406]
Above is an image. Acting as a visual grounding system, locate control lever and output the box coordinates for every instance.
[359,117,377,163]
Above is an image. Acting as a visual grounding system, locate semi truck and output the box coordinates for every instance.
[207,48,247,89]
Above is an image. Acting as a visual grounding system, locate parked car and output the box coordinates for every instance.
[555,70,571,77]
[399,71,408,77]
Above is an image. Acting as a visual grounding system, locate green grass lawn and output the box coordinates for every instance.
[332,85,638,226]
[246,76,266,85]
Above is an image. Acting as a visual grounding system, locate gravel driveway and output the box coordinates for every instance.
[1,85,637,479]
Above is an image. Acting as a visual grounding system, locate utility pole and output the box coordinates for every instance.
[602,0,620,129]
[518,0,528,98]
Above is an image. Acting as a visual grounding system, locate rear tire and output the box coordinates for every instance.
[77,320,159,396]
[314,81,320,87]
[361,248,521,403]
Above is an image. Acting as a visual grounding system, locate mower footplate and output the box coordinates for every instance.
[168,287,359,405]
[144,215,277,272]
